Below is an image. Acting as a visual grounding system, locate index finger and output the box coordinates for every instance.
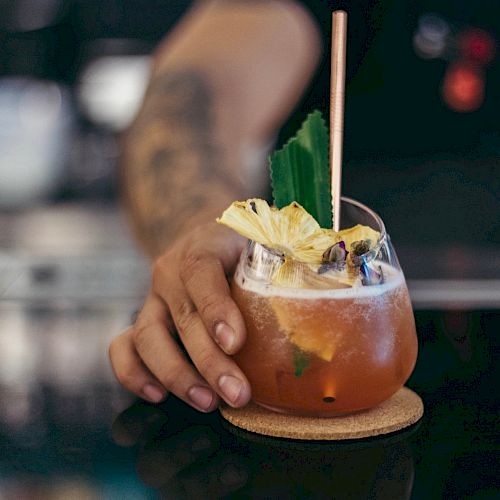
[154,253,246,355]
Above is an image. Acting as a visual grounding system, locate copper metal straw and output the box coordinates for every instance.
[330,10,347,232]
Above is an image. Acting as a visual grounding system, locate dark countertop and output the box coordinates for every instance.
[0,204,498,499]
[0,301,497,499]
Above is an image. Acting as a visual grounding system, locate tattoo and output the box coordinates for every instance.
[122,69,243,255]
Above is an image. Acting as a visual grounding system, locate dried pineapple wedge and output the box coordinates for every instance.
[216,199,327,262]
[217,199,380,267]
[271,298,337,361]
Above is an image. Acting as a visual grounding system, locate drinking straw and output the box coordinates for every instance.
[330,10,347,232]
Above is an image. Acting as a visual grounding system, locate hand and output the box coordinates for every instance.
[109,222,251,412]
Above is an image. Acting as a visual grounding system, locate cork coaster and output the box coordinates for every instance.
[220,387,423,441]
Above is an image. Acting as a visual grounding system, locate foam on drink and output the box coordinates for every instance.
[234,261,405,300]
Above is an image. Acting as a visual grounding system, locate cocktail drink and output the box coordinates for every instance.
[227,198,418,416]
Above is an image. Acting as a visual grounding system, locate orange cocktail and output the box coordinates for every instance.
[229,198,418,416]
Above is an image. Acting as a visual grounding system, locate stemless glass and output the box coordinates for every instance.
[231,197,418,416]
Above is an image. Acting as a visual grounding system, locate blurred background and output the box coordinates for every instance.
[0,1,498,498]
[0,0,498,266]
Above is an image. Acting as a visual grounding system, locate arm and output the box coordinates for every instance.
[121,0,321,256]
[110,0,321,411]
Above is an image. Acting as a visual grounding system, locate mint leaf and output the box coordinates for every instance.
[270,111,332,228]
[293,347,310,377]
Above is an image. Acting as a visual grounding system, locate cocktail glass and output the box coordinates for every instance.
[231,197,418,416]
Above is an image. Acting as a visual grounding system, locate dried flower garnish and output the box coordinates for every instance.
[323,240,348,262]
[318,241,348,274]
[351,239,371,256]
[360,263,384,286]
[350,239,372,266]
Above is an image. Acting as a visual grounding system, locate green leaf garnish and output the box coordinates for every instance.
[270,110,332,228]
[293,347,310,377]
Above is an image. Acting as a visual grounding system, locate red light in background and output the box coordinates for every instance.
[442,62,484,112]
[457,29,496,66]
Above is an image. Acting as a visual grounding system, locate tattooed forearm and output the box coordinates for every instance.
[122,69,246,256]
[121,0,319,256]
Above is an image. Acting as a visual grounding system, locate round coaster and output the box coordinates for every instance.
[220,387,423,441]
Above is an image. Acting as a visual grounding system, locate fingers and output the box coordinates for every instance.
[132,293,220,412]
[109,326,167,404]
[159,275,251,408]
[109,293,220,413]
[110,225,251,412]
[179,253,246,354]
[153,252,251,408]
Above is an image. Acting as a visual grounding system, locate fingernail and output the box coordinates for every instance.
[188,385,214,412]
[218,375,243,405]
[215,322,235,353]
[143,384,165,403]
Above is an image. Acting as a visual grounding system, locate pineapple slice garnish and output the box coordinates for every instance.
[217,199,331,263]
[217,199,379,267]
